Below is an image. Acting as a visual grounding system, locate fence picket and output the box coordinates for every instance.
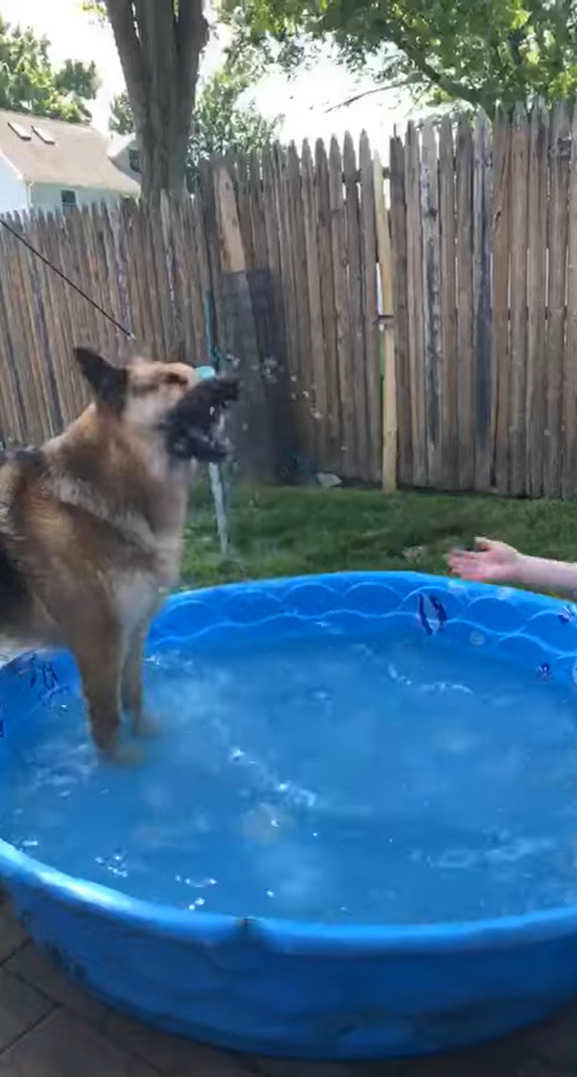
[545,102,571,497]
[374,150,397,493]
[343,131,367,478]
[405,122,427,486]
[438,117,457,490]
[563,104,577,499]
[509,104,530,496]
[315,138,342,472]
[389,133,412,486]
[473,112,493,492]
[527,103,549,497]
[420,119,443,487]
[455,118,475,489]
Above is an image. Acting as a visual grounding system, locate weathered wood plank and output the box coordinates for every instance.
[509,103,530,496]
[315,137,342,471]
[329,135,355,478]
[25,213,64,433]
[405,121,427,486]
[302,139,328,467]
[343,131,367,478]
[234,154,255,271]
[438,116,458,490]
[198,159,225,350]
[455,117,475,489]
[492,108,511,495]
[359,131,382,484]
[287,142,315,464]
[5,216,49,441]
[0,233,27,442]
[149,198,174,356]
[120,198,146,346]
[473,111,493,492]
[47,211,86,416]
[184,197,209,364]
[389,133,412,486]
[420,119,443,488]
[249,150,268,270]
[544,101,570,498]
[526,103,549,498]
[272,143,306,463]
[563,102,577,499]
[374,149,397,493]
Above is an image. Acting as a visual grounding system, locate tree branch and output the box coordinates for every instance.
[324,79,413,113]
[105,0,147,127]
[177,0,208,104]
[392,30,492,112]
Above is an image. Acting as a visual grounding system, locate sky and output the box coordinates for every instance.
[0,0,417,159]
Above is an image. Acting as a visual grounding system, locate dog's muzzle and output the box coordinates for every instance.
[163,375,239,463]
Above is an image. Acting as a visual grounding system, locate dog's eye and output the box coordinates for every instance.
[165,372,187,388]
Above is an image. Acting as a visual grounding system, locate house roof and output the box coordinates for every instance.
[0,110,140,196]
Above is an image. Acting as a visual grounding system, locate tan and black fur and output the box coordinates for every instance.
[0,347,237,761]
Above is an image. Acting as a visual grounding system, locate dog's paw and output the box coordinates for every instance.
[102,740,146,767]
[131,711,160,739]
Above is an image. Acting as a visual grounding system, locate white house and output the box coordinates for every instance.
[0,109,140,216]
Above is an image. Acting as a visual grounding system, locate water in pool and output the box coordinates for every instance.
[2,629,577,924]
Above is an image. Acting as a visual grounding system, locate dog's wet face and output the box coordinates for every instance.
[162,374,239,462]
[74,348,238,463]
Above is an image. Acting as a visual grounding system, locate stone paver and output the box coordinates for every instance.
[1,896,576,1077]
[0,968,55,1053]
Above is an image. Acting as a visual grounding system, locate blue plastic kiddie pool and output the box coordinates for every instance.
[2,572,577,1060]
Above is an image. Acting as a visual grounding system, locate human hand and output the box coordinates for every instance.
[447,538,522,583]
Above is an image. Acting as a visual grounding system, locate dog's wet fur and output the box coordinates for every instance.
[0,347,238,761]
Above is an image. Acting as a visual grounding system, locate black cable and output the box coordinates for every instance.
[0,216,135,341]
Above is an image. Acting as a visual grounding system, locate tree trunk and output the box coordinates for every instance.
[105,0,208,206]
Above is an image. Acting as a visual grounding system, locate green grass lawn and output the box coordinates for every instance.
[181,483,577,589]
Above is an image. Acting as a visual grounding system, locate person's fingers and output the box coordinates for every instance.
[474,537,494,551]
[449,550,481,565]
[448,549,491,580]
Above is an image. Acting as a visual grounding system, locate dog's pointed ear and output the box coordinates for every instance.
[74,347,128,409]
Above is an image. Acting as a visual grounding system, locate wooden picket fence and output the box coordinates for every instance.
[0,198,213,449]
[391,102,577,499]
[1,106,577,497]
[0,136,393,486]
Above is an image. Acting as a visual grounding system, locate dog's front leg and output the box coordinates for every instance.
[122,627,159,738]
[75,637,133,762]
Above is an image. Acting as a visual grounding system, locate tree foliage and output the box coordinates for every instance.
[188,63,281,173]
[219,0,577,115]
[0,17,98,122]
[109,90,133,134]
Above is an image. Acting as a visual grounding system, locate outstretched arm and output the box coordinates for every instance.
[448,538,577,596]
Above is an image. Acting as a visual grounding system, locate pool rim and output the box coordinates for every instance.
[2,569,577,956]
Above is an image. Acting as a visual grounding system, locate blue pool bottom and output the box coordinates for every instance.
[2,573,577,1058]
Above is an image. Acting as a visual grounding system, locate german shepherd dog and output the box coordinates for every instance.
[0,347,238,761]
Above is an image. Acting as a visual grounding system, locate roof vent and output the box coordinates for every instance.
[32,125,55,145]
[8,121,31,141]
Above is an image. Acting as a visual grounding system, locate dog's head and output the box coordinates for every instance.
[74,347,239,464]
